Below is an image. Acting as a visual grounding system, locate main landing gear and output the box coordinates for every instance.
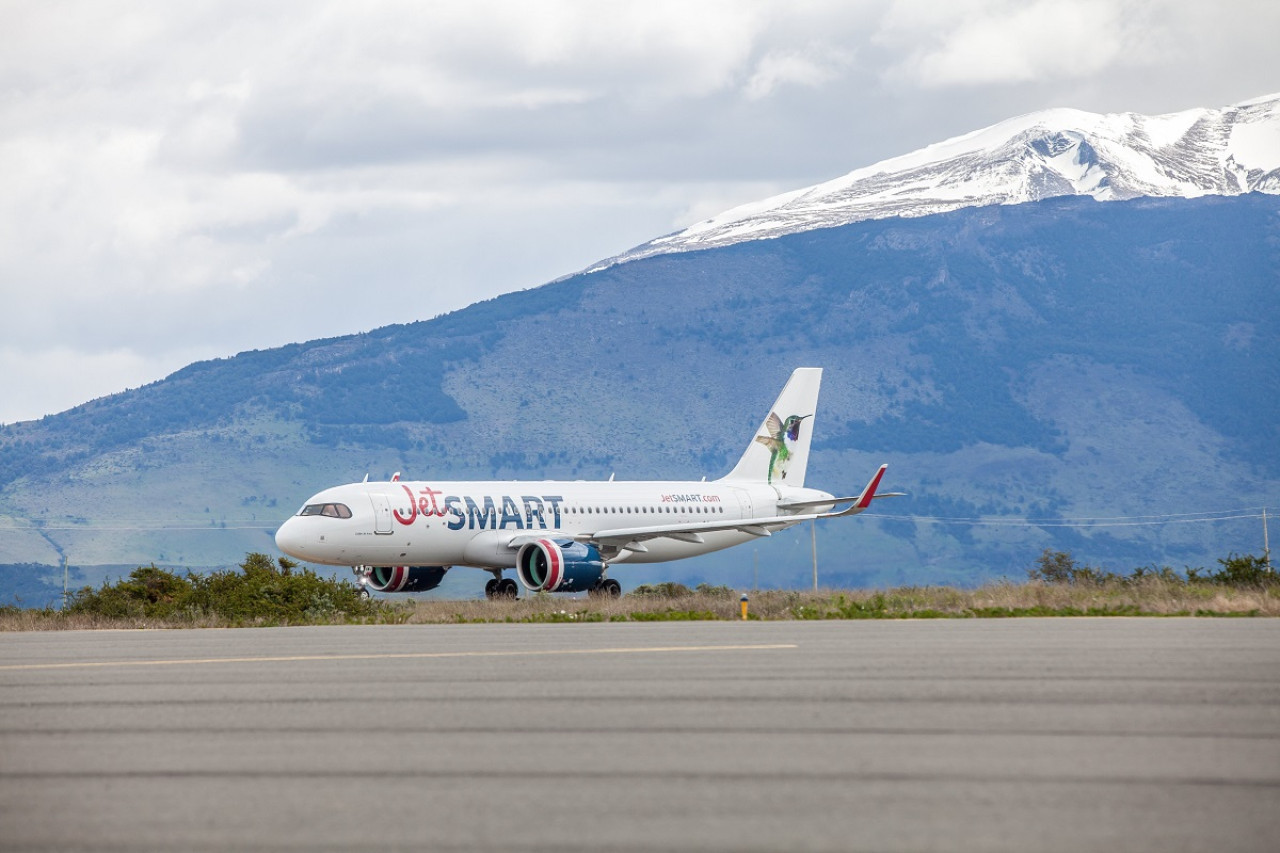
[485,577,519,600]
[590,578,622,599]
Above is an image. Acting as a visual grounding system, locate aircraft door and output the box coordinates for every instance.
[371,494,393,534]
[735,490,753,520]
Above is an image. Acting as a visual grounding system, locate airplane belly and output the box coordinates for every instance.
[615,530,756,564]
[461,530,518,568]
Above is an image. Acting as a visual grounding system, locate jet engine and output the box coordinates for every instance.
[516,539,606,593]
[363,565,450,593]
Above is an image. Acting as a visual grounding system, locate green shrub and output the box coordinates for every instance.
[1210,553,1276,588]
[1027,549,1112,584]
[184,553,378,623]
[628,582,694,598]
[65,553,381,624]
[67,566,194,619]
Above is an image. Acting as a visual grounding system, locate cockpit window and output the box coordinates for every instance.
[300,503,352,519]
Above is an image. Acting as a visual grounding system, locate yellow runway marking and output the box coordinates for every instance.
[0,643,799,672]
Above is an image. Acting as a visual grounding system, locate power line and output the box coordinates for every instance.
[863,507,1270,529]
[0,507,1272,534]
[0,523,278,532]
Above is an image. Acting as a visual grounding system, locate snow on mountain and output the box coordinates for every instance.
[598,94,1280,269]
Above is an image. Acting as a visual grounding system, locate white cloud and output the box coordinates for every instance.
[745,47,852,100]
[878,0,1132,87]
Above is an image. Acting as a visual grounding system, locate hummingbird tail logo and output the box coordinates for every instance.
[754,411,812,484]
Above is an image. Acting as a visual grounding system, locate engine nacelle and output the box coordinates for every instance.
[363,565,450,593]
[516,539,606,593]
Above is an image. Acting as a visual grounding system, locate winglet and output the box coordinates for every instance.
[854,464,888,509]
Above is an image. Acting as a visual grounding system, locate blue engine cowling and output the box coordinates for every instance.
[366,566,449,593]
[516,539,606,593]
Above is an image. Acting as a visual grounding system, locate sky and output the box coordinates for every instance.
[2,0,1277,425]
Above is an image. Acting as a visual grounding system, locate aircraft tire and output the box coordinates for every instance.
[484,578,499,600]
[600,578,622,598]
[497,578,519,599]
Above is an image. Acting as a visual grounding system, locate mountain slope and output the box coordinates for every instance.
[601,94,1280,268]
[2,195,1277,601]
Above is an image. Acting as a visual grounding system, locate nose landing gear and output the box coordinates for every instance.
[352,566,372,599]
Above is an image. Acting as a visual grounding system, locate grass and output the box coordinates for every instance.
[3,576,1277,630]
[388,577,1279,624]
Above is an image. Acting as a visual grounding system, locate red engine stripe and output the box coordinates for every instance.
[391,566,407,591]
[541,540,563,591]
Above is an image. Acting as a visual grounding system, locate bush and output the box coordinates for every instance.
[1027,550,1108,585]
[628,582,694,598]
[184,553,379,623]
[1030,549,1276,589]
[67,566,194,619]
[66,553,381,624]
[1210,553,1276,588]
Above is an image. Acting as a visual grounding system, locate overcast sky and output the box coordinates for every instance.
[2,0,1277,424]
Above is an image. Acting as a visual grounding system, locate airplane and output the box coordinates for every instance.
[273,367,901,599]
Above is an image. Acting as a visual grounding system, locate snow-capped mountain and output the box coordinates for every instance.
[599,94,1280,269]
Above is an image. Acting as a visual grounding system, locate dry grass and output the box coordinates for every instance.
[0,607,401,631]
[4,580,1277,630]
[0,611,227,631]
[395,578,1280,624]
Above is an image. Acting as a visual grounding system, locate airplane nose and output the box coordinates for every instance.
[274,518,306,559]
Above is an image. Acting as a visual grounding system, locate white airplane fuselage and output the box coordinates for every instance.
[275,478,838,569]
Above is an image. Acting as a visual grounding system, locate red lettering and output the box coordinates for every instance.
[419,486,445,517]
[393,484,418,525]
[396,485,451,525]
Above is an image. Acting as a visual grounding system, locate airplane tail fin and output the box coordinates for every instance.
[720,367,822,486]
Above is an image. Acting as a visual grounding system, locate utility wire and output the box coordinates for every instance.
[0,507,1270,532]
[0,523,278,531]
[862,507,1269,529]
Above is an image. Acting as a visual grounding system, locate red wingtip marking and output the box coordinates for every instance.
[856,465,888,509]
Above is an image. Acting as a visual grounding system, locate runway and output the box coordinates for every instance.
[2,619,1278,851]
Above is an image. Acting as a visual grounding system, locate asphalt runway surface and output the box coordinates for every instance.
[1,619,1278,852]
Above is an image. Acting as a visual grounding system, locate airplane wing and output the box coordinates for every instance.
[503,465,898,555]
[578,464,898,553]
